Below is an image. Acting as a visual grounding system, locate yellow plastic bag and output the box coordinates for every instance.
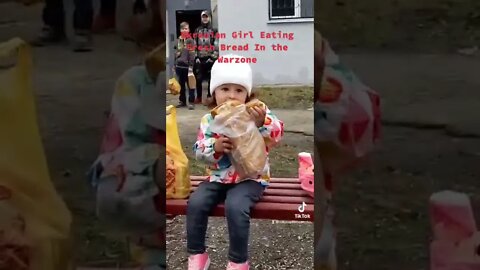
[166,105,191,199]
[168,77,180,95]
[0,38,72,270]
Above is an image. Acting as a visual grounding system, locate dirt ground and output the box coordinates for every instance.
[335,127,480,270]
[316,0,480,53]
[316,2,480,268]
[1,1,480,269]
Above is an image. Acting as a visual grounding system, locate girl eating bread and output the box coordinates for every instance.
[186,54,284,270]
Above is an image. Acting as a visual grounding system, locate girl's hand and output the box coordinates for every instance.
[214,136,233,153]
[249,106,266,127]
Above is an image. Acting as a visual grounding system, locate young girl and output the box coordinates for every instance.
[187,54,284,270]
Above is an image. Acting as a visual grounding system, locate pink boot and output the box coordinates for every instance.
[226,261,249,270]
[188,253,210,270]
[430,191,477,242]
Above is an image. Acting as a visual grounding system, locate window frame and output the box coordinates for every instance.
[268,0,313,21]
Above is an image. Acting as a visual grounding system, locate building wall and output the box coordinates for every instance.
[217,0,314,86]
[211,0,218,29]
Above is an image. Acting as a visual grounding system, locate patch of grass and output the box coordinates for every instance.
[256,87,313,110]
[167,86,313,110]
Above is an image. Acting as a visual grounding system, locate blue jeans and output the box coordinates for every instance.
[186,180,264,263]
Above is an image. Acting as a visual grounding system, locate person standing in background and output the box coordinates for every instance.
[193,10,218,105]
[174,22,196,110]
[31,0,94,52]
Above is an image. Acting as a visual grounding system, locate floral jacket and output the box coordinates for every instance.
[193,106,284,186]
[88,65,166,217]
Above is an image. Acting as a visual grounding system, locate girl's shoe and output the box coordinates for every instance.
[188,253,210,270]
[226,261,249,270]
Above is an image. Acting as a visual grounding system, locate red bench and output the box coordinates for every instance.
[166,176,314,222]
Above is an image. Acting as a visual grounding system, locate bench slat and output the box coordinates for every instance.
[166,176,314,221]
[167,200,314,221]
[190,176,300,184]
[191,180,301,190]
[261,196,314,204]
[190,186,309,197]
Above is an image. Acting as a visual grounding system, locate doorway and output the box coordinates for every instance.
[175,9,203,39]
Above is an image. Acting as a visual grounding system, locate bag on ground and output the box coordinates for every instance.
[0,38,73,270]
[315,39,381,174]
[166,105,191,199]
[168,77,180,95]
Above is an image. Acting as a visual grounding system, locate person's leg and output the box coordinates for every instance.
[205,61,213,98]
[32,0,66,46]
[188,84,196,110]
[197,59,210,102]
[195,62,204,103]
[72,0,94,52]
[186,181,227,255]
[42,0,64,33]
[93,0,116,33]
[224,180,264,264]
[73,0,93,31]
[176,67,188,107]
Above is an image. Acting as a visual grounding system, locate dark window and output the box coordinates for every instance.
[269,0,313,20]
[271,0,295,17]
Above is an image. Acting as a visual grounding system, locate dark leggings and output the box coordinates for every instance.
[186,180,264,263]
[195,59,213,99]
[176,67,195,105]
[42,0,93,32]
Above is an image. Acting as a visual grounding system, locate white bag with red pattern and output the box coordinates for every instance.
[315,39,381,160]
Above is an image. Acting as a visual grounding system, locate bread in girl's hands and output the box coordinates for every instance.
[246,99,266,110]
[209,99,268,180]
[211,99,266,118]
[210,100,243,118]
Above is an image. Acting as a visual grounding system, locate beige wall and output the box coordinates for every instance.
[211,0,218,29]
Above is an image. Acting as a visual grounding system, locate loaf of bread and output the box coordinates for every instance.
[210,100,268,180]
[211,100,242,118]
[246,99,266,110]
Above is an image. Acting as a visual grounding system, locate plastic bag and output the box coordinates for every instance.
[0,38,72,270]
[315,39,381,174]
[429,191,480,269]
[168,77,180,95]
[166,105,191,199]
[188,70,196,90]
[298,152,314,198]
[315,204,337,270]
[209,101,267,181]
